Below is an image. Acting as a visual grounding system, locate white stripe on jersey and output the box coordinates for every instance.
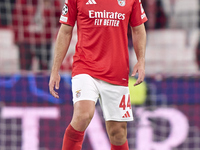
[91,0,97,4]
[86,0,97,5]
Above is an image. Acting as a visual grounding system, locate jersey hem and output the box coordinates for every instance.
[72,72,128,87]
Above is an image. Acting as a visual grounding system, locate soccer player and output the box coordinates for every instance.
[49,0,147,149]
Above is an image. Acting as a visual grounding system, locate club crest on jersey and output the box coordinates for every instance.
[62,4,68,15]
[118,0,125,6]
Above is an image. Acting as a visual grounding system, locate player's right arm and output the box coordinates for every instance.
[49,24,73,98]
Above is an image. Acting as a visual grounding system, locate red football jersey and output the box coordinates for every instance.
[60,0,147,86]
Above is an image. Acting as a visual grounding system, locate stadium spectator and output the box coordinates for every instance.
[49,0,147,150]
[154,0,168,29]
[142,0,167,29]
[195,2,200,70]
[196,37,200,70]
[12,0,61,70]
[0,0,16,27]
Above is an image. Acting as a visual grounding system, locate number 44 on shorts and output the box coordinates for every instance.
[119,95,131,110]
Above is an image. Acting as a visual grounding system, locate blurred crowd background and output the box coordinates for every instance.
[0,0,200,150]
[0,0,199,75]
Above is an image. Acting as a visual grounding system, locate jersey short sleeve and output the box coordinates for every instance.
[129,0,147,27]
[59,0,77,27]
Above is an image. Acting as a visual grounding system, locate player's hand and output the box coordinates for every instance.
[49,72,61,98]
[131,61,145,86]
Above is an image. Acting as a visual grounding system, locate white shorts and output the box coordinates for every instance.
[71,74,133,121]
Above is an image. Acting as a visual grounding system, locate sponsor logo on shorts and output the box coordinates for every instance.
[75,90,81,98]
[122,111,131,118]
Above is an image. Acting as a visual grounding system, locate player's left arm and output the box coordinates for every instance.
[131,23,147,86]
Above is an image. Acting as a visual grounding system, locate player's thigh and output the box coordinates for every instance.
[71,100,96,131]
[73,100,96,119]
[71,74,99,130]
